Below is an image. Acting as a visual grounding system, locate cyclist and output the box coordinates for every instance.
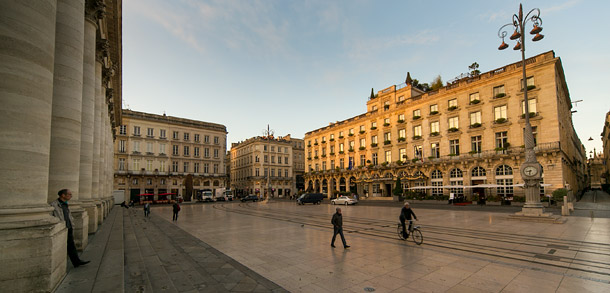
[399,202,417,239]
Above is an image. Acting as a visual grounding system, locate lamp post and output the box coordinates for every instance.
[498,4,546,216]
[263,125,274,202]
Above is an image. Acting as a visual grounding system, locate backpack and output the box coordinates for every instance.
[177,204,181,211]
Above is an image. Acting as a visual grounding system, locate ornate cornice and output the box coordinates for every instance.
[95,38,109,63]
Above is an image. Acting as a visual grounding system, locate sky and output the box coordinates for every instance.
[122,0,609,155]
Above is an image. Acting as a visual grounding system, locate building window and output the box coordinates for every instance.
[371,136,378,144]
[194,147,199,157]
[398,148,407,162]
[448,117,459,129]
[385,150,391,163]
[349,141,355,150]
[214,149,219,158]
[159,144,165,154]
[145,142,152,153]
[204,135,210,143]
[413,125,422,137]
[521,76,535,90]
[349,128,354,135]
[398,95,405,102]
[494,105,507,120]
[271,155,275,163]
[339,158,344,169]
[119,140,126,153]
[360,155,366,166]
[133,141,140,152]
[532,126,538,145]
[414,145,423,159]
[172,145,179,156]
[371,122,377,129]
[493,85,505,98]
[146,160,153,171]
[159,161,165,172]
[398,114,405,121]
[255,168,260,176]
[285,169,288,177]
[472,166,486,177]
[430,143,440,158]
[213,164,218,173]
[360,138,366,148]
[430,121,440,134]
[285,156,289,164]
[173,131,179,139]
[449,139,459,155]
[330,160,335,169]
[214,136,219,144]
[330,134,334,140]
[470,111,482,125]
[147,128,154,137]
[495,131,508,149]
[278,156,282,164]
[339,143,344,152]
[204,163,209,173]
[383,101,390,111]
[360,125,365,132]
[471,136,482,153]
[132,178,138,185]
[118,158,125,171]
[322,161,326,170]
[372,153,378,165]
[413,109,421,118]
[183,162,189,173]
[469,92,479,103]
[119,125,126,135]
[521,98,537,115]
[204,148,210,157]
[398,129,406,139]
[384,118,390,125]
[384,132,391,142]
[160,178,166,185]
[430,104,438,114]
[194,134,200,142]
[172,161,178,172]
[183,133,189,141]
[133,126,141,136]
[448,99,457,108]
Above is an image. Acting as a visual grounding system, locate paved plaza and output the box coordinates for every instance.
[57,193,610,292]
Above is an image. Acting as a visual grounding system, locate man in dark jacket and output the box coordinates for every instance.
[172,202,180,221]
[50,189,90,267]
[400,202,417,239]
[331,208,350,248]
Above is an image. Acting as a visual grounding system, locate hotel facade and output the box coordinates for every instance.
[114,110,228,202]
[304,51,586,201]
[230,135,305,198]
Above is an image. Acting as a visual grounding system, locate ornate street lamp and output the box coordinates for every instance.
[498,4,546,216]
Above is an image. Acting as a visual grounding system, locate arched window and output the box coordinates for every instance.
[431,170,443,179]
[414,171,424,178]
[450,168,463,178]
[495,165,513,176]
[471,167,486,177]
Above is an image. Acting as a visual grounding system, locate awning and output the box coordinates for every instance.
[512,183,552,187]
[158,193,176,196]
[138,193,154,196]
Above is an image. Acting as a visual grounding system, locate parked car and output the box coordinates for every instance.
[331,196,358,205]
[241,195,259,202]
[297,193,325,205]
[201,191,213,202]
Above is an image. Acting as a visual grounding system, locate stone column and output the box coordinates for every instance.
[80,8,98,234]
[0,1,70,291]
[92,40,104,225]
[48,0,89,251]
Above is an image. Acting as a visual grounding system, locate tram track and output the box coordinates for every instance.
[212,202,610,279]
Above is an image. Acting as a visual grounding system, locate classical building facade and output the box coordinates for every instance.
[230,135,304,198]
[0,1,121,291]
[304,51,586,201]
[114,110,228,202]
[602,111,610,188]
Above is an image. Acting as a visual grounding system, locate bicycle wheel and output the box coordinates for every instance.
[411,228,423,245]
[397,224,406,240]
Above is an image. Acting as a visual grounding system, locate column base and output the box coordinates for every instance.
[509,208,566,223]
[95,200,103,225]
[70,206,89,251]
[82,201,98,234]
[0,206,67,292]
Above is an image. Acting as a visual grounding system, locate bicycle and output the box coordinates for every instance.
[397,220,423,245]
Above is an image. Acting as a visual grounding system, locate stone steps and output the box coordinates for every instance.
[56,207,124,293]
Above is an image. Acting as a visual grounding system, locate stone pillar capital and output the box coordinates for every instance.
[85,0,105,24]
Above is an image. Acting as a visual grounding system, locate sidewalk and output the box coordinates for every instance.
[55,207,287,292]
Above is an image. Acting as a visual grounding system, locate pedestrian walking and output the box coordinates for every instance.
[331,207,350,249]
[50,189,90,268]
[144,202,150,217]
[172,202,181,221]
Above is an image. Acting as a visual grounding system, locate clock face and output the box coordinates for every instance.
[523,166,538,176]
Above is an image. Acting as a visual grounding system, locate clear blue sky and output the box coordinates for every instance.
[123,0,609,155]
